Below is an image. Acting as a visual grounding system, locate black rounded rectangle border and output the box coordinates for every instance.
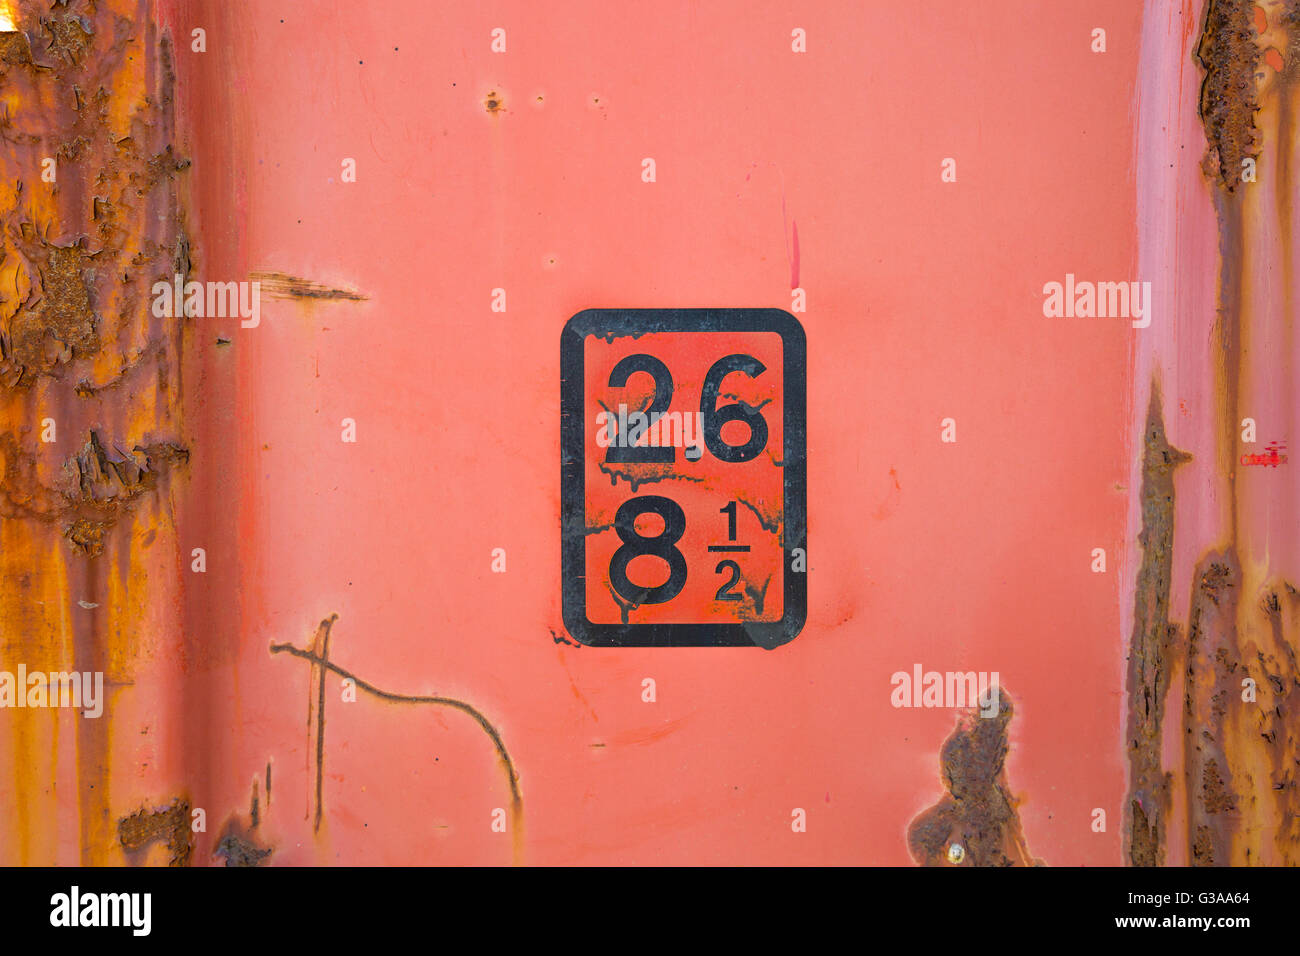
[561,308,807,648]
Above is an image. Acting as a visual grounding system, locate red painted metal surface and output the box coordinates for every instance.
[4,0,1288,869]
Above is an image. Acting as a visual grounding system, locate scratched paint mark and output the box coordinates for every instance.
[306,614,334,832]
[907,688,1043,867]
[270,615,524,862]
[248,270,367,301]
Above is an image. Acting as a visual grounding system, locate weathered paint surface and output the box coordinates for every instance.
[0,0,200,865]
[0,0,1170,865]
[1128,0,1300,865]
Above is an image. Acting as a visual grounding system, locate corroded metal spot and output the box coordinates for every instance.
[1196,0,1262,190]
[118,798,192,867]
[61,432,189,555]
[213,825,273,868]
[907,688,1043,867]
[1123,384,1189,867]
[0,30,31,65]
[41,14,92,66]
[8,241,98,376]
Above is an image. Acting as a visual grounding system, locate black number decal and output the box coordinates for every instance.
[605,354,674,463]
[714,560,743,601]
[701,354,768,463]
[720,500,737,540]
[610,495,688,605]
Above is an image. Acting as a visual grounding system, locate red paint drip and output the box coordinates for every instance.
[790,219,800,289]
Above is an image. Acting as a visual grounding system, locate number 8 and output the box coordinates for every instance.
[609,495,688,606]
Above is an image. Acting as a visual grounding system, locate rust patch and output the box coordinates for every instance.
[41,13,92,67]
[0,429,189,556]
[484,90,504,113]
[1160,0,1300,866]
[1124,384,1190,866]
[117,798,192,867]
[7,240,98,375]
[1201,758,1237,812]
[213,822,273,868]
[1196,0,1263,190]
[1183,552,1242,866]
[0,29,32,65]
[907,688,1043,867]
[0,0,195,864]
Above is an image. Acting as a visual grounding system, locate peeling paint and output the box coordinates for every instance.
[1125,0,1300,867]
[1,0,194,865]
[908,689,1043,867]
[1124,385,1190,866]
[118,797,191,867]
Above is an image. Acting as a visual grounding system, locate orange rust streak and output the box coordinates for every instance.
[0,0,192,864]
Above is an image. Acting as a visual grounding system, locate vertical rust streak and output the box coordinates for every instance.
[1259,586,1300,858]
[1212,196,1244,546]
[1125,385,1191,866]
[1138,0,1300,865]
[0,0,192,864]
[1196,0,1262,192]
[1182,554,1241,865]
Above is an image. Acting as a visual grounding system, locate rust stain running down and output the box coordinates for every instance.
[1124,385,1190,866]
[1182,553,1241,866]
[248,270,367,301]
[907,689,1043,867]
[1124,0,1300,867]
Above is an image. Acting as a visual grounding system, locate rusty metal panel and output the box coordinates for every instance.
[0,0,1294,932]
